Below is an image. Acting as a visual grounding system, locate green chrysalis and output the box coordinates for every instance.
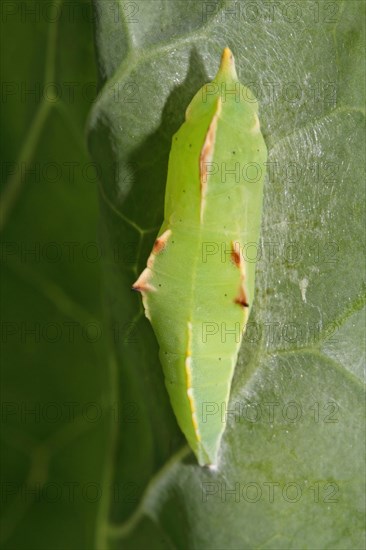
[133,48,267,467]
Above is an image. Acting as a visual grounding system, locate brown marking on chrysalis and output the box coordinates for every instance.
[234,285,249,308]
[153,239,164,254]
[231,241,250,308]
[231,247,241,268]
[153,229,170,254]
[147,229,172,269]
[199,97,222,223]
[132,268,156,293]
[133,230,171,316]
[231,241,242,268]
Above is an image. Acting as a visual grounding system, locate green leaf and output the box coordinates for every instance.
[3,1,364,549]
[89,1,365,548]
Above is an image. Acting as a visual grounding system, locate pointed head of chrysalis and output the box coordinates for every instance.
[186,47,259,124]
[214,46,238,82]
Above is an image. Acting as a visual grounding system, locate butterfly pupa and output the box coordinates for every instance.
[133,48,267,466]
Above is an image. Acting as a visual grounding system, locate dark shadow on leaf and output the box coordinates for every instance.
[125,47,209,249]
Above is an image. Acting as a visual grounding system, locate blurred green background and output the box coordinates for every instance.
[1,1,365,549]
[1,1,110,548]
